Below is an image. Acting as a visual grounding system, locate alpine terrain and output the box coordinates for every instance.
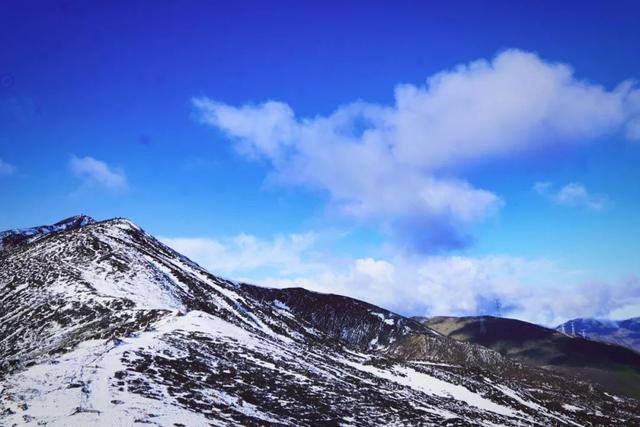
[418,316,640,400]
[557,318,640,353]
[1,216,639,426]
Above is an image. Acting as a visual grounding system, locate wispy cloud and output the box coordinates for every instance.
[534,181,608,211]
[194,49,640,252]
[160,232,320,278]
[0,158,16,175]
[69,156,128,192]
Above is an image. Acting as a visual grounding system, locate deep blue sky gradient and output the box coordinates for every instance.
[1,1,639,287]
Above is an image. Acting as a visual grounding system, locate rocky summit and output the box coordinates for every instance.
[0,217,638,426]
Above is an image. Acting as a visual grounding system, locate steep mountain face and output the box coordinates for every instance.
[419,315,640,400]
[557,317,640,353]
[241,286,506,369]
[1,218,639,426]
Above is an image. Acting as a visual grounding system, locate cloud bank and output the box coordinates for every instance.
[268,261,639,327]
[194,49,640,252]
[164,232,640,326]
[69,156,128,192]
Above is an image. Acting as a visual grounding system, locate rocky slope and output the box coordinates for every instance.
[1,216,639,426]
[0,214,94,254]
[419,315,640,400]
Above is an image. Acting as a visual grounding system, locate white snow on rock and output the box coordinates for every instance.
[1,217,638,426]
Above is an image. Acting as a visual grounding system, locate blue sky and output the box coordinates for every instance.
[1,1,639,324]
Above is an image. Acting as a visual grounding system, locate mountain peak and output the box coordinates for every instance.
[53,214,95,228]
[103,216,141,229]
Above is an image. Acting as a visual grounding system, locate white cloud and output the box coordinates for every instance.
[194,49,640,251]
[534,181,608,211]
[0,158,16,175]
[163,230,639,326]
[160,232,321,278]
[69,156,128,192]
[532,181,553,194]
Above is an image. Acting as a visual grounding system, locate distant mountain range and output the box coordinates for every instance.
[0,216,638,425]
[557,317,640,353]
[417,315,640,400]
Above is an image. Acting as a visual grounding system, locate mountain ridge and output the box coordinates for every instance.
[1,216,638,425]
[557,317,640,353]
[0,214,95,254]
[418,315,640,400]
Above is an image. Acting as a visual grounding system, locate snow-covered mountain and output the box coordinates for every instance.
[557,317,640,353]
[0,214,94,253]
[1,217,638,426]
